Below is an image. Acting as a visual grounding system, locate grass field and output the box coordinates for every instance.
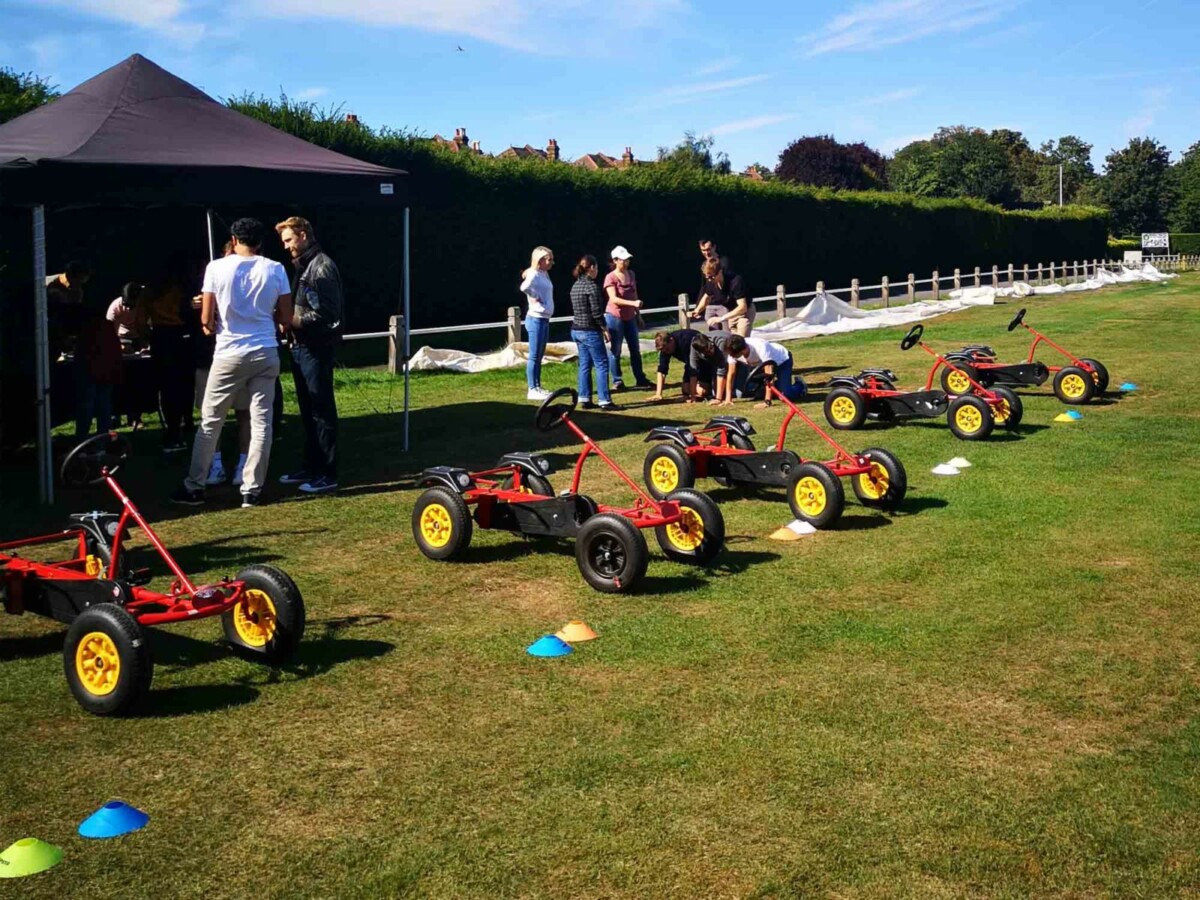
[2,277,1199,898]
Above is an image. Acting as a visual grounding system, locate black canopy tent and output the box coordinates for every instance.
[0,54,410,503]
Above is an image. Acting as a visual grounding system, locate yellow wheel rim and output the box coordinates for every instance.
[74,632,120,696]
[955,405,983,433]
[946,370,972,393]
[1061,374,1087,399]
[994,399,1011,424]
[794,476,827,517]
[233,588,277,648]
[830,396,858,424]
[856,462,889,500]
[85,554,104,578]
[419,503,454,548]
[665,506,704,551]
[650,457,680,494]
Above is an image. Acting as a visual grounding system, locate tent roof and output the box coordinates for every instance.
[0,54,406,206]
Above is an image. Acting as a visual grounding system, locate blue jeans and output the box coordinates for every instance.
[605,314,648,386]
[738,354,806,400]
[75,373,113,439]
[571,329,611,404]
[525,317,550,390]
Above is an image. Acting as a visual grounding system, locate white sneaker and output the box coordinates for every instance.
[231,462,245,487]
[527,388,551,401]
[205,463,227,486]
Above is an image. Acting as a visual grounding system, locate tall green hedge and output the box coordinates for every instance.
[1169,233,1200,254]
[229,100,1109,331]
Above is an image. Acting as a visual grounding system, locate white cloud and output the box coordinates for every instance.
[692,56,739,77]
[38,0,205,43]
[858,87,921,106]
[293,86,331,101]
[1123,86,1170,138]
[708,114,792,136]
[801,0,1014,56]
[642,74,770,107]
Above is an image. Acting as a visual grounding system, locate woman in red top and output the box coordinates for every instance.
[603,245,651,390]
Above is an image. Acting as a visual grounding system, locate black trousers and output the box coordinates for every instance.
[150,326,193,442]
[290,342,338,479]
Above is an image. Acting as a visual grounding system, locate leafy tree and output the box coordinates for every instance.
[889,128,1021,206]
[775,135,887,190]
[1169,141,1200,232]
[1035,135,1096,205]
[888,140,942,196]
[990,128,1041,201]
[655,131,731,174]
[0,68,58,125]
[1095,137,1176,234]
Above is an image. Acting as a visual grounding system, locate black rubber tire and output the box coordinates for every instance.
[990,386,1024,430]
[222,565,307,665]
[412,486,474,560]
[1054,365,1095,404]
[940,363,979,396]
[1079,358,1109,396]
[79,529,134,581]
[852,447,908,510]
[500,472,554,498]
[824,387,867,430]
[643,443,695,501]
[947,395,995,441]
[655,488,725,566]
[575,513,649,594]
[63,603,153,716]
[786,461,845,529]
[729,432,755,451]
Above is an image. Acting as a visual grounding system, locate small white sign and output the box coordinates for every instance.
[380,183,395,196]
[1124,250,1144,264]
[1142,232,1169,249]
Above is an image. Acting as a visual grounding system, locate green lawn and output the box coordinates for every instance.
[2,276,1200,898]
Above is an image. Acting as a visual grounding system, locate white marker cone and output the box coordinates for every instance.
[931,464,961,476]
[946,457,972,468]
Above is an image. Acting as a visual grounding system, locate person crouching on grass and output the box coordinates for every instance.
[714,335,807,408]
[652,328,707,402]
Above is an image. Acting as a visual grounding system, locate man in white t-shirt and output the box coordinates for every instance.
[715,335,807,407]
[171,218,293,508]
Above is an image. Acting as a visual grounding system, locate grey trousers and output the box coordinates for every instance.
[185,348,280,495]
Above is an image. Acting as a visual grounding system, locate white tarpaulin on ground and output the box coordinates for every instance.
[407,262,1179,372]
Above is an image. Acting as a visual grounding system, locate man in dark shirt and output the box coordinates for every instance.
[687,331,738,403]
[652,329,703,401]
[276,216,343,495]
[46,260,92,359]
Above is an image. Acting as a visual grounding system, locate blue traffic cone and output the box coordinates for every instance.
[78,801,149,839]
[526,635,573,658]
[1066,409,1083,420]
[1119,382,1138,391]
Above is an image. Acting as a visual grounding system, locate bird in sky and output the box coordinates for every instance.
[456,45,465,52]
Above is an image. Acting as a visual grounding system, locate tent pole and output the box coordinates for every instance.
[403,206,411,453]
[32,205,53,504]
[206,208,216,260]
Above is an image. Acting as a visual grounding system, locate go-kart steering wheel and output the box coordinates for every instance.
[1008,307,1027,332]
[535,387,578,432]
[61,431,131,486]
[900,324,924,351]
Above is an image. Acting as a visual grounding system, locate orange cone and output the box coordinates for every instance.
[555,620,598,642]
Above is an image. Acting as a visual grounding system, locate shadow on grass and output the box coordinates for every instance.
[895,496,950,515]
[708,548,782,575]
[834,514,892,532]
[142,683,261,717]
[0,630,63,661]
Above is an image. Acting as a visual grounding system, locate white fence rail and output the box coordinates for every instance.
[360,254,1196,373]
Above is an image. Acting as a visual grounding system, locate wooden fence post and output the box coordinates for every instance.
[907,273,915,303]
[1049,261,1056,283]
[677,293,691,330]
[881,276,890,308]
[932,270,939,301]
[953,268,961,291]
[388,314,403,375]
[973,266,981,288]
[1036,262,1043,285]
[850,278,860,308]
[1022,263,1029,284]
[776,284,787,321]
[816,280,825,296]
[506,306,522,346]
[991,265,999,288]
[1007,263,1014,285]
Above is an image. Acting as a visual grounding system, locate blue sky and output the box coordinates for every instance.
[2,0,1197,171]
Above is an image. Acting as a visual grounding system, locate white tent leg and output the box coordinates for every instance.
[206,208,216,260]
[402,206,411,453]
[33,205,54,504]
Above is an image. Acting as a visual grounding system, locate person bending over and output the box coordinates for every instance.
[715,335,807,407]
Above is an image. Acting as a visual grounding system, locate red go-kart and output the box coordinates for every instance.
[938,307,1109,404]
[643,363,907,529]
[823,324,1023,441]
[0,433,306,716]
[412,388,725,593]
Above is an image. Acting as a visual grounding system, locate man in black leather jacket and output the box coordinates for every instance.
[275,216,342,494]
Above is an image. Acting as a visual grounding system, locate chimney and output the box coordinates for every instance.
[621,146,634,167]
[453,127,468,148]
[546,138,560,161]
[344,113,360,126]
[470,140,481,153]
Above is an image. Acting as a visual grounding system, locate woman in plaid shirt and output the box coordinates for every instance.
[569,255,617,410]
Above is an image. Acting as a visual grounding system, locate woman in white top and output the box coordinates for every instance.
[519,246,555,401]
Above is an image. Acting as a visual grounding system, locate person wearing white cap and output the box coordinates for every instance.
[519,246,555,401]
[603,245,651,391]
